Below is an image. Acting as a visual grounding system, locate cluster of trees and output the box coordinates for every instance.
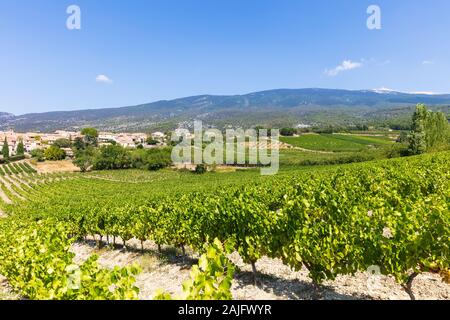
[30,138,68,162]
[71,128,171,172]
[280,127,296,136]
[43,146,66,161]
[2,138,9,159]
[254,126,295,137]
[257,125,372,136]
[29,128,97,163]
[255,105,450,153]
[30,149,45,162]
[1,138,25,163]
[24,126,170,172]
[407,104,450,155]
[73,144,172,172]
[146,137,160,145]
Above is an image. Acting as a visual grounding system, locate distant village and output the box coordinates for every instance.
[0,130,168,157]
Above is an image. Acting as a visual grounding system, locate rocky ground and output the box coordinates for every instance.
[69,239,449,301]
[0,275,19,300]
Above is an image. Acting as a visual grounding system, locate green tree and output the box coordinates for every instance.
[425,110,450,151]
[93,145,131,170]
[146,137,159,145]
[146,147,172,171]
[408,104,450,154]
[44,146,66,161]
[73,147,96,172]
[73,137,86,150]
[397,131,409,144]
[254,126,265,137]
[280,128,296,136]
[53,138,72,148]
[81,128,99,147]
[2,137,9,159]
[31,149,45,162]
[409,104,428,155]
[16,139,25,155]
[130,148,148,169]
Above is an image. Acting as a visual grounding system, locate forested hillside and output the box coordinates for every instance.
[2,89,450,132]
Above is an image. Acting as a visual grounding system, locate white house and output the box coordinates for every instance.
[151,132,165,139]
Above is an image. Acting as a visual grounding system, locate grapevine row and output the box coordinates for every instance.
[9,152,450,298]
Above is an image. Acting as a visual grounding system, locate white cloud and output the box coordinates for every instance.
[422,60,435,65]
[409,91,438,95]
[95,74,113,84]
[378,60,391,66]
[372,87,397,93]
[372,87,439,95]
[325,60,363,76]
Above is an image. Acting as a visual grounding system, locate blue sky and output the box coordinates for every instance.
[1,0,449,114]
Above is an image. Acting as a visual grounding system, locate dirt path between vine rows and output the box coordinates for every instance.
[71,239,449,300]
[0,176,25,201]
[0,188,12,205]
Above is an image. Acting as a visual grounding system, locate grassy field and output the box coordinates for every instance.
[330,134,395,146]
[185,139,374,167]
[280,133,394,152]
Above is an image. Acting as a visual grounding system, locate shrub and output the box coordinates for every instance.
[53,138,72,148]
[31,149,45,162]
[280,128,296,136]
[44,146,66,161]
[194,164,208,174]
[384,144,410,158]
[129,149,148,169]
[146,138,160,145]
[146,148,172,171]
[93,145,131,170]
[8,154,26,162]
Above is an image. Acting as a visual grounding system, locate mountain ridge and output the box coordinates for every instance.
[2,88,450,132]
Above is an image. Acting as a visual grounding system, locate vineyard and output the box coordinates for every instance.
[0,152,449,300]
[0,161,76,211]
[280,133,394,152]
